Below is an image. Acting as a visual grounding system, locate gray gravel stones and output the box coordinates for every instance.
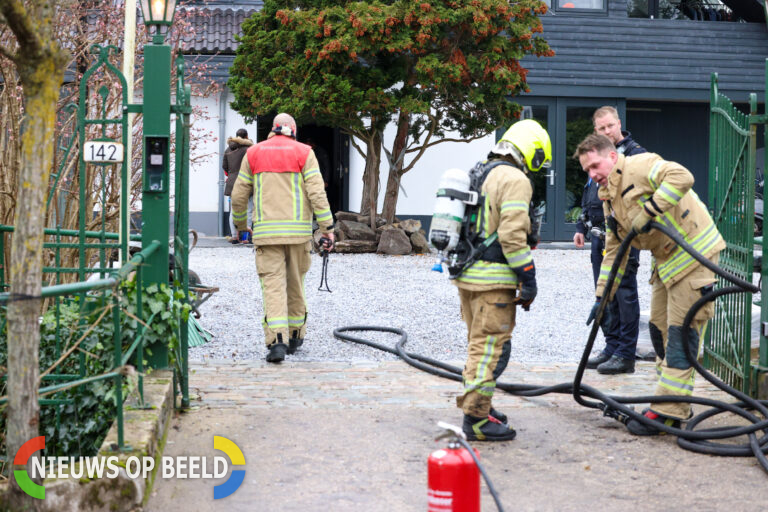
[188,246,652,363]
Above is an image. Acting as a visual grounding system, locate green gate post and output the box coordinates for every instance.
[758,59,768,399]
[139,1,179,369]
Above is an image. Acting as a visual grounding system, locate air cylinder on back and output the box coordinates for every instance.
[429,168,472,253]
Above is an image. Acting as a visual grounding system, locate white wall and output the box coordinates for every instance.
[186,90,258,235]
[348,127,495,216]
[187,96,497,224]
[188,94,220,213]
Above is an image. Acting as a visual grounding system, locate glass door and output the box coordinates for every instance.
[515,99,556,241]
[503,98,623,241]
[554,99,622,240]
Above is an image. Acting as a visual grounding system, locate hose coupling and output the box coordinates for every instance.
[601,405,633,425]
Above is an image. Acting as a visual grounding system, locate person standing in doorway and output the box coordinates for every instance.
[223,128,253,243]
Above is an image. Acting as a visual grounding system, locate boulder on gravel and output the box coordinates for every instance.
[377,228,412,255]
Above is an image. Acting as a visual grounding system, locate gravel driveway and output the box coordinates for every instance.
[188,245,653,363]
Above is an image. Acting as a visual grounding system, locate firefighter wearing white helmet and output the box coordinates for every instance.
[452,118,551,442]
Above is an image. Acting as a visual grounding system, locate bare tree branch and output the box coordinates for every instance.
[405,134,489,154]
[400,114,439,174]
[0,43,15,61]
[341,128,369,160]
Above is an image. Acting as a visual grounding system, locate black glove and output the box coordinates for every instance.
[586,297,614,329]
[512,262,537,311]
[319,236,334,255]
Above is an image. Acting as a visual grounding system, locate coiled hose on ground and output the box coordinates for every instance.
[334,221,768,479]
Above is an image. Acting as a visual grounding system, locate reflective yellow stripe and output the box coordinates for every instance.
[658,372,695,395]
[266,316,289,329]
[255,173,263,222]
[500,200,528,212]
[648,160,664,190]
[456,262,518,286]
[657,183,684,205]
[504,247,532,267]
[657,222,721,282]
[292,173,300,220]
[315,208,332,223]
[288,315,305,326]
[252,220,312,238]
[237,171,253,184]
[464,336,497,397]
[303,167,321,180]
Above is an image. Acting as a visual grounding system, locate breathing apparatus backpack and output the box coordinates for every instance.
[429,160,544,279]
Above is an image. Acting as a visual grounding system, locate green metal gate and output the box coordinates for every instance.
[706,63,768,397]
[0,42,193,452]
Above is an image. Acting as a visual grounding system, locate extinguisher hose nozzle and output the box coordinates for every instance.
[454,435,507,512]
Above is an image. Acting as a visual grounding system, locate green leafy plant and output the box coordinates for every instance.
[0,281,191,458]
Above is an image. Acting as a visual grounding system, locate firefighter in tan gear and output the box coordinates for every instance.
[452,119,552,442]
[231,113,335,363]
[575,133,725,435]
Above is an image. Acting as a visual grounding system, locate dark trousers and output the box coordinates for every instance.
[591,237,640,360]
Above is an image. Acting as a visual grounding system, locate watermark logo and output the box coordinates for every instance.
[14,436,46,499]
[213,436,245,500]
[12,435,245,501]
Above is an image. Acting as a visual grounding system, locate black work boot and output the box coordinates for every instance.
[462,414,517,442]
[489,408,507,424]
[626,408,681,436]
[586,351,611,369]
[288,337,304,355]
[597,355,635,374]
[266,343,287,363]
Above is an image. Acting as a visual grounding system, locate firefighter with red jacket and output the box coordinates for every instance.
[575,133,725,435]
[231,113,335,363]
[450,119,552,442]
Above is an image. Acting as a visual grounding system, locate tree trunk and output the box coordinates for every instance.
[382,111,410,225]
[2,1,68,506]
[359,130,382,228]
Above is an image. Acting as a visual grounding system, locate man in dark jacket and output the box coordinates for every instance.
[573,106,645,374]
[223,128,253,242]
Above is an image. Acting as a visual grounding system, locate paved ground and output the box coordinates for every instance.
[145,358,768,512]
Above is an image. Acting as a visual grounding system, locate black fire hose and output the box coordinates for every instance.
[334,221,768,477]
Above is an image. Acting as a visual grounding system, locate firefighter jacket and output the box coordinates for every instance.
[576,132,646,235]
[596,153,725,299]
[455,162,534,291]
[231,134,333,245]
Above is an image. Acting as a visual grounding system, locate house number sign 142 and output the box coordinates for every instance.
[84,141,124,163]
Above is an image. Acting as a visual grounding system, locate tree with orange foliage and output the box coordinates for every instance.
[229,0,552,226]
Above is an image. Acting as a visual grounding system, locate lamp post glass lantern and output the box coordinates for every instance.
[139,0,177,26]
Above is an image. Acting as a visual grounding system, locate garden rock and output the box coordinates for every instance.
[339,220,377,241]
[377,228,412,255]
[334,240,379,253]
[409,231,430,254]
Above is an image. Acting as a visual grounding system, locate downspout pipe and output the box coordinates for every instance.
[218,86,228,237]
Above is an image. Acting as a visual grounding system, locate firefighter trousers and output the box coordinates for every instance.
[648,254,719,420]
[456,288,517,418]
[254,242,312,347]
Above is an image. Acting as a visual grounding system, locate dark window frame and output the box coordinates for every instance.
[554,0,608,15]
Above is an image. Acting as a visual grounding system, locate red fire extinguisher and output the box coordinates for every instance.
[427,422,480,512]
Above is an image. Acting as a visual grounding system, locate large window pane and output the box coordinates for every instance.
[523,106,550,227]
[564,107,596,224]
[558,0,604,9]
